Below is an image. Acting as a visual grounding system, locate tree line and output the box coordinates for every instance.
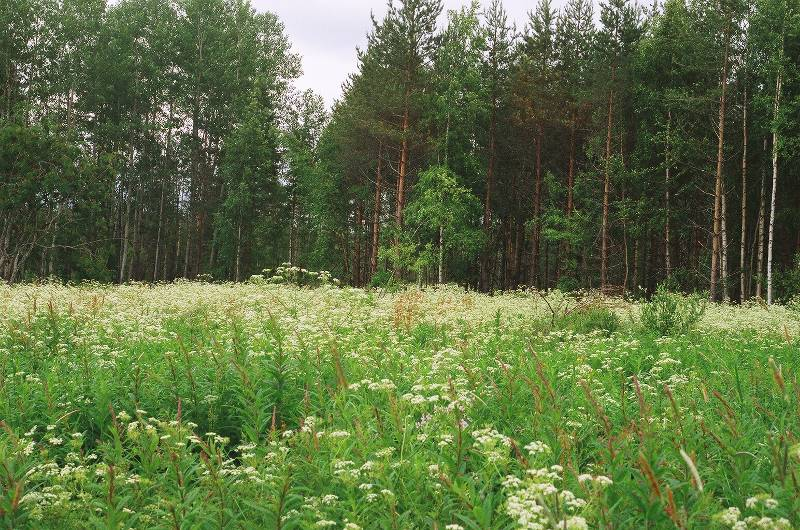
[2,0,799,302]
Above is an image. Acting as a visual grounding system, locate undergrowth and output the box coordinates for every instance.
[0,283,798,529]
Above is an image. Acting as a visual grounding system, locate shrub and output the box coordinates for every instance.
[555,276,579,293]
[641,284,706,336]
[557,306,620,335]
[775,253,800,303]
[369,269,392,288]
[369,269,408,292]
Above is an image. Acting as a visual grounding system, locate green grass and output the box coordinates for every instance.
[1,283,799,529]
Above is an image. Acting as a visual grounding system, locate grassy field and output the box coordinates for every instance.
[1,282,799,529]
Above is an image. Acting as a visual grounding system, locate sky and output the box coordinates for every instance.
[258,1,546,107]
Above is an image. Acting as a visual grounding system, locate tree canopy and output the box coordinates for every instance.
[2,0,799,302]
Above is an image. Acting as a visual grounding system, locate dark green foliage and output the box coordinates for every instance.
[775,253,800,304]
[1,0,799,300]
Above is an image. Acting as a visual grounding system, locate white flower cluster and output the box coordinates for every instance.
[471,427,512,464]
[503,464,609,530]
[714,498,791,530]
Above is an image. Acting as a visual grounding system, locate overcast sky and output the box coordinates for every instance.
[258,1,552,107]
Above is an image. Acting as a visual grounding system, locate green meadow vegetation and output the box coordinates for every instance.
[2,281,800,529]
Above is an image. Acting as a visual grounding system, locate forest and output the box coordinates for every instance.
[2,0,799,302]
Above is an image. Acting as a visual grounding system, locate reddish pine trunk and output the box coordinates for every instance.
[371,144,383,276]
[354,203,363,287]
[396,88,410,231]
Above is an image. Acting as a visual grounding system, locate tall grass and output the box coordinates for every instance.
[0,283,798,528]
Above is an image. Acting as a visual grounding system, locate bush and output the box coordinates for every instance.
[775,253,800,303]
[557,306,620,335]
[369,270,393,288]
[555,276,579,293]
[641,284,706,336]
[369,269,407,292]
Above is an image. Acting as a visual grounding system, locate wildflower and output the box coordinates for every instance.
[595,476,613,487]
[22,440,36,456]
[565,516,588,530]
[321,494,338,505]
[328,431,350,439]
[375,447,395,458]
[715,507,741,526]
[524,440,551,456]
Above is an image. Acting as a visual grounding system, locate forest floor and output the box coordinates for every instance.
[1,283,800,529]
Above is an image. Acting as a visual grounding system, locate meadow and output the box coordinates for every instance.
[1,281,799,529]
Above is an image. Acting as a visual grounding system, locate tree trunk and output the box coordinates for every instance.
[235,215,242,282]
[130,178,144,281]
[633,237,640,291]
[183,221,191,278]
[710,34,729,301]
[767,73,781,305]
[438,225,444,284]
[354,203,363,287]
[371,143,383,277]
[755,137,766,299]
[601,65,615,289]
[153,175,165,282]
[623,220,629,293]
[481,103,497,291]
[289,189,297,264]
[567,112,576,217]
[119,181,132,284]
[559,112,577,281]
[721,181,729,302]
[664,110,672,277]
[396,86,410,232]
[739,86,747,302]
[530,124,543,287]
[173,185,182,280]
